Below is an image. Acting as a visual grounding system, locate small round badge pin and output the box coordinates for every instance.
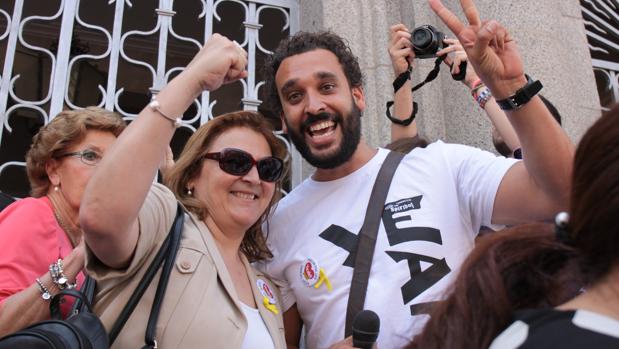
[300,258,320,287]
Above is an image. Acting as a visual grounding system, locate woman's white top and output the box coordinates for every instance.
[240,302,276,349]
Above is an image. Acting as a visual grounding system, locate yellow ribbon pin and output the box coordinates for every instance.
[313,267,333,292]
[263,296,279,315]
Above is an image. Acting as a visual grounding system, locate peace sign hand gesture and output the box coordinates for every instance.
[428,0,527,99]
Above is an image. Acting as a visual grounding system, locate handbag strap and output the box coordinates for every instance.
[344,151,405,337]
[50,287,95,319]
[108,202,185,346]
[63,275,96,317]
[142,202,184,349]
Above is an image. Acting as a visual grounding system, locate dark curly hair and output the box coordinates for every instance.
[263,31,364,116]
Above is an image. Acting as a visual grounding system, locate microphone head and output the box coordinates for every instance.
[352,310,380,343]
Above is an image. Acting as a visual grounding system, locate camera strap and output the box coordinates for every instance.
[385,56,445,126]
[411,55,446,92]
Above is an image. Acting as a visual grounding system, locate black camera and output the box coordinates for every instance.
[411,25,445,59]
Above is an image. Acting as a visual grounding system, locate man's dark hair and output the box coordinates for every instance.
[263,31,364,116]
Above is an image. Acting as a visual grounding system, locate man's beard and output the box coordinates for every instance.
[285,101,362,169]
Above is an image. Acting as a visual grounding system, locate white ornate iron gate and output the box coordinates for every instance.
[0,0,300,197]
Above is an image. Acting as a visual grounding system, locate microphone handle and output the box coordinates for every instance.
[352,338,375,349]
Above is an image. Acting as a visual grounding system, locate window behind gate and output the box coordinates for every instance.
[0,0,300,198]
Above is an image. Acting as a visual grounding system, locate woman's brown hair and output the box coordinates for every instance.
[408,224,580,349]
[26,107,126,197]
[569,103,619,283]
[165,110,288,262]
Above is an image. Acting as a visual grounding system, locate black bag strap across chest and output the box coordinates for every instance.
[108,202,185,348]
[344,150,405,337]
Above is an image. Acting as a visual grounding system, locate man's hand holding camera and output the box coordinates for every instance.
[389,24,414,76]
[437,39,472,82]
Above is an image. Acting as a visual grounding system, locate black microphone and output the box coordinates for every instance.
[352,310,380,349]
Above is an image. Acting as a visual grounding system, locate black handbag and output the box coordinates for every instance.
[0,202,185,349]
[0,276,107,349]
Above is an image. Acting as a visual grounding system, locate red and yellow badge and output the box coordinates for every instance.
[300,258,332,291]
[257,279,279,315]
[300,258,320,287]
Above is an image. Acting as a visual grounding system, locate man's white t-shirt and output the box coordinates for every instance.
[258,142,517,349]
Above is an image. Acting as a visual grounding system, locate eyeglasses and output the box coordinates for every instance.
[56,149,103,166]
[203,148,284,182]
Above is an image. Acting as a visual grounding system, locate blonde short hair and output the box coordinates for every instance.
[26,107,126,197]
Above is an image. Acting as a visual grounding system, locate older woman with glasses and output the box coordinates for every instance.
[0,107,125,336]
[79,34,287,348]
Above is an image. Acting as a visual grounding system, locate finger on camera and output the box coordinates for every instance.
[452,55,465,74]
[391,32,411,48]
[451,64,459,75]
[393,46,412,58]
[396,36,412,49]
[389,46,411,60]
[390,23,409,34]
[436,44,460,57]
[390,27,410,44]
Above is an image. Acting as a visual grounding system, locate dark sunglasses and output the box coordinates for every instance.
[203,148,284,182]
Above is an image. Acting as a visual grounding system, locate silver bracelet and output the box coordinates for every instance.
[49,259,78,290]
[35,278,53,301]
[148,95,182,128]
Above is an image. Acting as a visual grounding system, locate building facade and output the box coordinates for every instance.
[0,0,609,195]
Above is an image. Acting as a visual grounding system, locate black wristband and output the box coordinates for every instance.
[385,101,418,126]
[393,66,412,93]
[496,75,543,111]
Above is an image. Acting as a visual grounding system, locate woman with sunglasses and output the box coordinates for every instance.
[0,107,125,336]
[79,34,287,348]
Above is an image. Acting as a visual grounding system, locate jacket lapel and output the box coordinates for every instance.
[193,218,242,313]
[244,256,284,349]
[193,216,283,347]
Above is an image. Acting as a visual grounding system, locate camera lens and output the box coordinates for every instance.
[411,24,444,59]
[412,27,432,49]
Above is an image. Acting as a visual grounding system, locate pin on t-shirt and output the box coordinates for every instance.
[300,258,332,291]
[257,278,279,314]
